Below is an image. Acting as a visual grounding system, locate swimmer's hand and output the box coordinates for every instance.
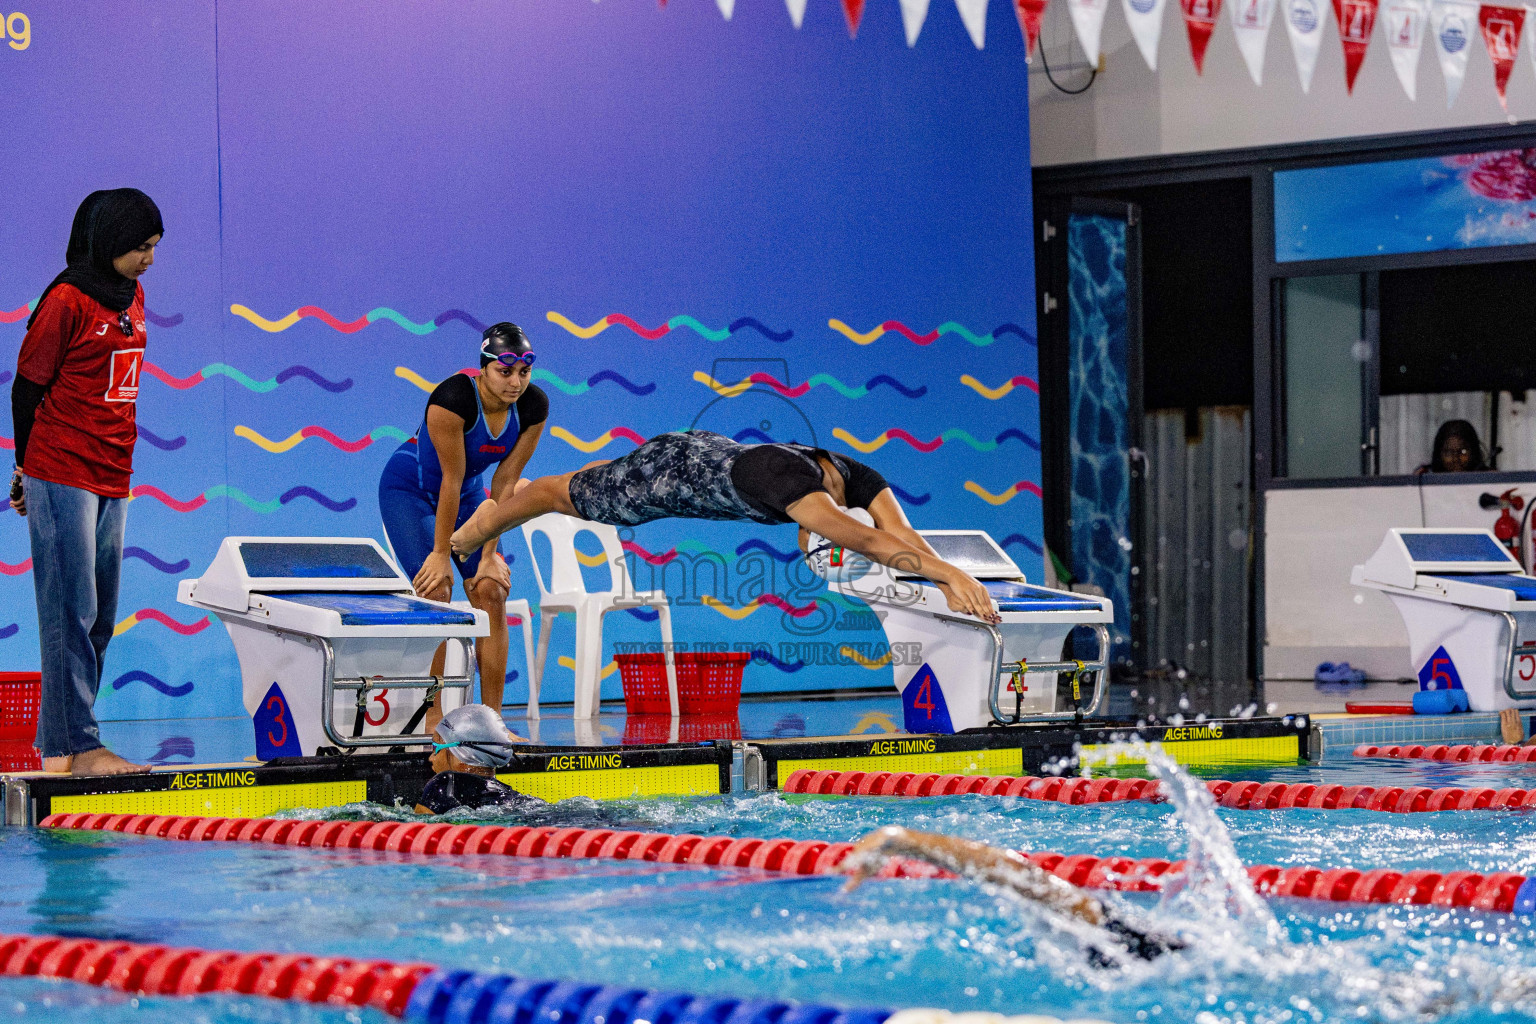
[413,550,453,600]
[469,551,511,594]
[935,572,1000,624]
[840,826,907,892]
[451,499,499,559]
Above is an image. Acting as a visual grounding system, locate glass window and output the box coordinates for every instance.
[1283,275,1366,479]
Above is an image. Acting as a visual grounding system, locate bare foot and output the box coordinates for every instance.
[450,499,498,559]
[70,747,150,776]
[41,755,72,774]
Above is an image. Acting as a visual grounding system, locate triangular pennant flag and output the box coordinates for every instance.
[1430,0,1478,107]
[900,0,932,42]
[1230,0,1278,82]
[716,0,735,18]
[1383,0,1428,99]
[1331,0,1379,92]
[1283,0,1327,90]
[1479,4,1525,109]
[956,0,990,46]
[1015,0,1049,57]
[841,0,865,35]
[786,0,809,28]
[1180,0,1225,72]
[1067,0,1112,62]
[1122,0,1170,68]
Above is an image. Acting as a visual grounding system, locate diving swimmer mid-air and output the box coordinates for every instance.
[449,429,1002,623]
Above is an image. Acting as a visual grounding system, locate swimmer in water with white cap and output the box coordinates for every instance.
[415,703,543,815]
[843,826,1185,966]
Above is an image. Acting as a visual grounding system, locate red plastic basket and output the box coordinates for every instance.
[614,652,750,715]
[0,741,40,772]
[0,672,40,741]
[622,713,742,745]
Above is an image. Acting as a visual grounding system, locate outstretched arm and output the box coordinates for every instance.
[843,827,1105,925]
[788,491,1000,623]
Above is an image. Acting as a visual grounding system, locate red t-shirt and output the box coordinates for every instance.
[17,283,146,498]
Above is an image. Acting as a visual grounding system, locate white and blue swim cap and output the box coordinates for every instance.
[433,703,518,768]
[805,507,876,583]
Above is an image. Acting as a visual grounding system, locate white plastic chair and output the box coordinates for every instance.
[445,598,538,714]
[521,512,677,719]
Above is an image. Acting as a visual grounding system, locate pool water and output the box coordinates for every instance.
[6,753,1536,1023]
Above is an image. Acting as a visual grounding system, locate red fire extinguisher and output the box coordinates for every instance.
[1494,488,1524,559]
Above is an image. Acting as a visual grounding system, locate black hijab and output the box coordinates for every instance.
[27,189,163,329]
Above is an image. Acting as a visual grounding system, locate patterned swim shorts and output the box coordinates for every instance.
[566,431,781,527]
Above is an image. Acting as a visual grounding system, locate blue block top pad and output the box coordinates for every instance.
[1430,573,1536,601]
[240,541,399,579]
[978,580,1103,613]
[1403,533,1513,564]
[271,591,478,626]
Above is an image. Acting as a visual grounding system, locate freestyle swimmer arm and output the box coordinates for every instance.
[843,827,1184,964]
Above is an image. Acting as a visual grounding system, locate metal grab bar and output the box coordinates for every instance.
[260,623,480,750]
[931,613,1110,724]
[1501,612,1536,702]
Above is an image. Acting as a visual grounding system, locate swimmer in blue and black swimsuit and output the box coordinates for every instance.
[448,430,1001,623]
[379,322,549,721]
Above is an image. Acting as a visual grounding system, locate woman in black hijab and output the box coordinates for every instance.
[9,189,163,776]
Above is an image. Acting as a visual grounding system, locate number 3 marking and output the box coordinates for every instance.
[266,693,289,748]
[364,689,392,727]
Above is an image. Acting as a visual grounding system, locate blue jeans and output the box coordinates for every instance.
[24,477,127,757]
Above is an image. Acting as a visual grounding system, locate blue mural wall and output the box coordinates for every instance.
[1067,213,1131,665]
[0,0,1040,721]
[1275,148,1536,262]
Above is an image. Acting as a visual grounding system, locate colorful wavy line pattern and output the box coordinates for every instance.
[999,533,1045,556]
[889,484,930,506]
[396,365,658,399]
[827,319,1036,347]
[546,311,791,343]
[230,304,487,335]
[0,624,16,641]
[964,480,1045,505]
[549,425,645,453]
[144,362,352,393]
[113,608,210,638]
[840,645,894,669]
[693,371,925,400]
[0,558,28,576]
[833,427,1040,453]
[555,655,620,681]
[736,539,800,564]
[110,670,194,698]
[129,484,356,513]
[751,650,806,673]
[234,424,410,453]
[0,546,188,576]
[960,374,1040,399]
[700,594,820,620]
[0,372,11,386]
[136,426,186,451]
[1,303,180,327]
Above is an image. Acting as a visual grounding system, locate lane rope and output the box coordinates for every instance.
[1354,743,1536,763]
[0,930,1113,1024]
[780,769,1536,814]
[38,813,1536,915]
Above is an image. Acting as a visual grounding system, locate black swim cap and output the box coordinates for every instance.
[480,322,534,367]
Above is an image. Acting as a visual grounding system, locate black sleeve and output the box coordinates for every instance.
[10,376,48,473]
[729,446,826,521]
[425,373,479,430]
[837,456,889,510]
[516,384,549,437]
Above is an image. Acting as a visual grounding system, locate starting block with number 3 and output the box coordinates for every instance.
[179,538,489,759]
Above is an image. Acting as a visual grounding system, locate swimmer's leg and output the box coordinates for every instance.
[466,570,510,713]
[452,469,593,555]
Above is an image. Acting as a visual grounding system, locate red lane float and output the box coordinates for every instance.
[0,931,430,1015]
[1354,743,1536,763]
[780,770,1536,813]
[37,813,1536,914]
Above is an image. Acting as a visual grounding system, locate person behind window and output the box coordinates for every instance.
[1418,419,1487,475]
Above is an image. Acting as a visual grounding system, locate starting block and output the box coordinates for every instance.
[179,538,489,758]
[833,531,1114,732]
[1352,528,1536,712]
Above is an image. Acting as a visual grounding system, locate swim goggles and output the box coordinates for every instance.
[432,738,522,767]
[491,351,536,368]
